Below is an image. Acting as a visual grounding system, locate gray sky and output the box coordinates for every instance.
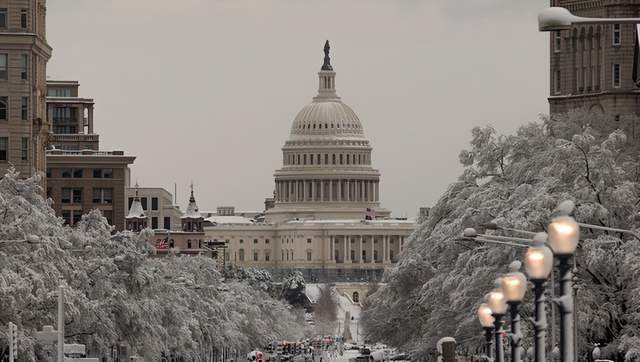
[47,0,550,216]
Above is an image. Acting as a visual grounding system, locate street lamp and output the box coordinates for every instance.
[477,303,494,360]
[548,216,579,362]
[502,261,527,362]
[538,7,640,31]
[486,279,507,362]
[524,232,554,362]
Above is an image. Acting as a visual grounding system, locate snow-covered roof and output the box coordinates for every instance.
[181,187,202,219]
[206,216,255,225]
[286,218,415,225]
[126,184,146,219]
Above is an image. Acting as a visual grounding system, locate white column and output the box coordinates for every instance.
[330,235,334,261]
[329,180,333,202]
[337,180,342,202]
[302,180,307,202]
[320,180,324,202]
[342,236,347,263]
[375,181,379,202]
[383,235,388,262]
[311,180,316,201]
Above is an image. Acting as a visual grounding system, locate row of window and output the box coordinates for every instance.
[237,249,313,262]
[62,209,113,226]
[0,8,28,29]
[48,88,72,97]
[48,168,114,178]
[60,187,113,204]
[296,121,360,131]
[127,196,159,211]
[0,137,29,161]
[553,24,622,53]
[0,96,30,121]
[285,152,370,166]
[336,249,392,261]
[553,63,621,94]
[0,53,29,81]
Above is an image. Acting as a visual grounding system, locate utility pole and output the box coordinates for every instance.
[57,285,64,362]
[8,322,17,361]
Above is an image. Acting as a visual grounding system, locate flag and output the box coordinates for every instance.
[156,238,168,250]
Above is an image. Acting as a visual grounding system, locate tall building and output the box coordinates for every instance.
[549,0,640,125]
[201,42,415,282]
[0,0,52,182]
[46,80,135,230]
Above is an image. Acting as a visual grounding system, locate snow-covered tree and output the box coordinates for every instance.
[280,271,307,307]
[0,169,304,360]
[362,110,640,360]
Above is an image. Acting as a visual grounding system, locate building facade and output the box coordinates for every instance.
[0,0,52,182]
[46,149,134,230]
[46,80,135,231]
[125,187,182,230]
[47,80,97,150]
[549,0,640,128]
[202,42,415,281]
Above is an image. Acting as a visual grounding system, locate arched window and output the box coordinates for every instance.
[340,154,343,164]
[239,249,245,261]
[332,154,336,164]
[325,154,328,164]
[297,154,300,165]
[352,292,360,303]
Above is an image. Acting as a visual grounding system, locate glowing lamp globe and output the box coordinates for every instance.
[548,216,579,256]
[501,261,527,302]
[477,303,494,328]
[485,279,508,315]
[524,233,554,281]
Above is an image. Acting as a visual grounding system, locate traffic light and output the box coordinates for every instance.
[8,322,17,361]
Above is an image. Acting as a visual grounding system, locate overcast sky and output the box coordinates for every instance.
[47,0,550,216]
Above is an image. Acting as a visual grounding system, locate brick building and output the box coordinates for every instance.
[549,0,640,131]
[46,80,135,230]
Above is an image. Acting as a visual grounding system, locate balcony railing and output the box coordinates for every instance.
[50,134,99,142]
[47,149,124,156]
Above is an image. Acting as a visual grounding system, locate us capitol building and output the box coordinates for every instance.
[204,41,415,281]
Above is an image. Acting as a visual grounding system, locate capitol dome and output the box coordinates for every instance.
[289,92,367,143]
[267,40,390,223]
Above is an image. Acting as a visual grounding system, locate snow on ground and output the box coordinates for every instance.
[305,283,364,343]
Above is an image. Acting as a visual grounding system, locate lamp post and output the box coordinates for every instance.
[486,279,507,362]
[502,261,527,362]
[548,216,579,362]
[524,233,554,362]
[538,7,640,31]
[477,303,495,360]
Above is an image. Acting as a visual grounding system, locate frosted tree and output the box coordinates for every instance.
[0,169,304,360]
[362,112,640,360]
